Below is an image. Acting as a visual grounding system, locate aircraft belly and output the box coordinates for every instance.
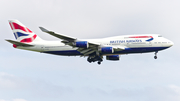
[113,47,169,54]
[43,50,82,56]
[42,46,81,56]
[43,46,169,56]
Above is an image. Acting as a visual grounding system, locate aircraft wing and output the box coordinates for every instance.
[39,27,125,56]
[6,40,34,47]
[39,27,76,42]
[40,27,100,45]
[39,27,101,55]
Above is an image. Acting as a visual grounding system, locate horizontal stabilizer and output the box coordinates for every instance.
[5,39,34,47]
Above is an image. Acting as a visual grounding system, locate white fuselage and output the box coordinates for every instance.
[8,20,174,64]
[16,34,173,56]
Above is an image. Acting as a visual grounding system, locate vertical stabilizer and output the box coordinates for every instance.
[8,20,43,43]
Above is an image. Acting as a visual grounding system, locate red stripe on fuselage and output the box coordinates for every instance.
[20,34,37,43]
[129,36,153,38]
[12,22,32,33]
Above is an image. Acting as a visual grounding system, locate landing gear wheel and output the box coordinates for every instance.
[87,60,92,63]
[87,57,92,63]
[98,61,101,65]
[154,51,158,59]
[154,56,157,59]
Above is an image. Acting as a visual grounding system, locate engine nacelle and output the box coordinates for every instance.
[75,41,89,48]
[101,47,114,53]
[106,55,120,61]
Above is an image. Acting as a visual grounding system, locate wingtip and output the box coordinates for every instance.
[5,39,10,42]
[39,27,49,32]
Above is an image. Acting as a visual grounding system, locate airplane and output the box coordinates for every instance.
[6,20,174,65]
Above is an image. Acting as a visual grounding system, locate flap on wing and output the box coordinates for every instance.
[77,48,96,56]
[112,46,126,51]
[39,27,76,42]
[6,40,34,47]
[88,41,101,47]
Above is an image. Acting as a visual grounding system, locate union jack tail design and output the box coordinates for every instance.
[8,20,43,43]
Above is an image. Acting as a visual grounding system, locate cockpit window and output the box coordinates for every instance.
[158,35,162,37]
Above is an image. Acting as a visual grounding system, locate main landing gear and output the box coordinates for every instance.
[154,51,158,59]
[97,61,101,65]
[87,55,103,65]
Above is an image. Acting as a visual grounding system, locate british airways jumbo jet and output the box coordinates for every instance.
[6,20,174,64]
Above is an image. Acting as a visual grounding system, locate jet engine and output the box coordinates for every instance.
[106,55,120,61]
[101,47,114,53]
[75,41,89,48]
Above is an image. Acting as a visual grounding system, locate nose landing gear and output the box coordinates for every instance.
[154,51,158,59]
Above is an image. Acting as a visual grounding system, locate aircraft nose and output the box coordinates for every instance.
[169,41,174,47]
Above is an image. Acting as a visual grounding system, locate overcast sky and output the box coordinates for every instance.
[0,0,180,101]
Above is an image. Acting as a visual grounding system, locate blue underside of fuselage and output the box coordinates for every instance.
[43,47,169,56]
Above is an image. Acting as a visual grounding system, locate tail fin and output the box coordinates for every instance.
[8,20,43,43]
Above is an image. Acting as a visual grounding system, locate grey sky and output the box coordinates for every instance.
[0,0,180,101]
